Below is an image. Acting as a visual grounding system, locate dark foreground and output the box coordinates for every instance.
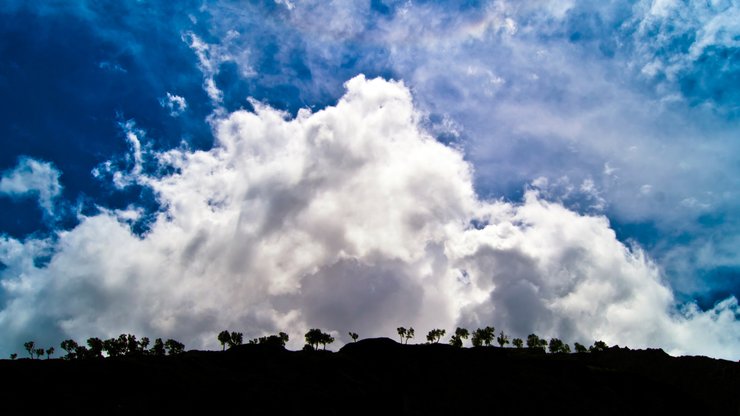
[1,338,738,415]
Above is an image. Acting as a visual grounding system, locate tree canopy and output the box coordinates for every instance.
[87,337,104,358]
[164,339,185,355]
[250,332,289,347]
[397,327,407,343]
[426,329,446,344]
[404,327,415,344]
[471,326,495,347]
[24,341,35,359]
[304,329,334,350]
[590,340,608,352]
[60,339,78,360]
[151,338,166,357]
[526,334,547,351]
[305,329,323,350]
[496,331,510,348]
[548,338,571,354]
[449,327,469,348]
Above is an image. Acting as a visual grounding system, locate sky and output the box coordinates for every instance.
[0,0,738,359]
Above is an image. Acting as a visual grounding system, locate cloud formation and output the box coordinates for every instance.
[1,76,737,359]
[0,157,62,215]
[160,92,188,117]
[181,2,738,301]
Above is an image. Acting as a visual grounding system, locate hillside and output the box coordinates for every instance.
[1,338,738,414]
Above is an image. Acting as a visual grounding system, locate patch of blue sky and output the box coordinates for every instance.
[0,2,214,237]
[199,2,396,115]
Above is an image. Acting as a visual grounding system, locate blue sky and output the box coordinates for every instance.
[1,0,738,359]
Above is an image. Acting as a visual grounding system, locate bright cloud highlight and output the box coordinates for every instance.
[0,76,737,359]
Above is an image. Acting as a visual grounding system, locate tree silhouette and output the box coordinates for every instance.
[10,353,17,360]
[548,338,570,354]
[250,332,289,347]
[24,341,35,359]
[319,332,335,350]
[397,327,407,343]
[349,332,359,342]
[103,338,124,357]
[589,340,608,352]
[218,330,231,351]
[228,332,243,348]
[74,345,90,360]
[512,338,524,348]
[164,339,185,355]
[34,348,45,359]
[150,338,166,357]
[45,347,54,360]
[125,334,140,355]
[496,331,510,347]
[305,329,323,350]
[574,342,588,353]
[426,329,446,343]
[60,340,78,360]
[471,326,495,347]
[87,337,104,358]
[449,327,469,348]
[139,337,150,353]
[526,334,547,351]
[404,327,415,344]
[305,329,333,350]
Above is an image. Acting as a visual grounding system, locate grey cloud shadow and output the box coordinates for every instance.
[458,246,554,338]
[276,255,424,342]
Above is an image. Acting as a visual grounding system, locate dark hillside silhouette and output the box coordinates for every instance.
[1,338,738,414]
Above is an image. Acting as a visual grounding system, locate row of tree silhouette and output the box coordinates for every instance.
[12,335,185,360]
[217,330,291,350]
[12,341,55,360]
[397,326,608,353]
[213,326,609,354]
[216,329,333,350]
[12,326,609,360]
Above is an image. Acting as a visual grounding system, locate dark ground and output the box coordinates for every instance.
[1,338,738,415]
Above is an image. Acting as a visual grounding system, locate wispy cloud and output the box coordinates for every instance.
[159,92,188,117]
[0,157,62,216]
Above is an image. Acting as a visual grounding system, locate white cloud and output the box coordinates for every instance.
[182,30,255,105]
[159,92,188,117]
[317,0,739,299]
[0,157,62,215]
[0,76,737,359]
[183,31,224,103]
[274,0,295,11]
[634,0,740,79]
[92,121,148,190]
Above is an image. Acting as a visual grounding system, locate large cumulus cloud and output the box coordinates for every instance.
[1,76,738,359]
[172,0,740,305]
[3,0,737,309]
